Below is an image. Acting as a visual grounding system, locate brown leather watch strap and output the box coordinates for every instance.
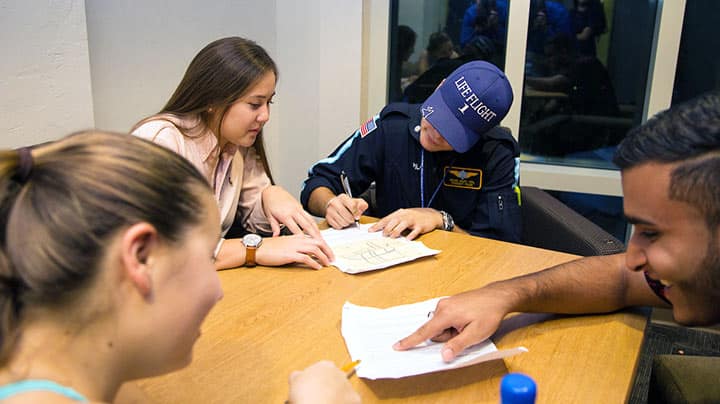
[245,245,257,267]
[242,234,262,267]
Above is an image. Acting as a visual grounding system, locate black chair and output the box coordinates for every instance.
[628,308,720,404]
[520,185,625,256]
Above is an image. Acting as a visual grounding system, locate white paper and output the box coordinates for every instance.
[341,298,527,379]
[321,224,441,274]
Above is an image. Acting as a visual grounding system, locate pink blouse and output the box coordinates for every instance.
[132,115,272,236]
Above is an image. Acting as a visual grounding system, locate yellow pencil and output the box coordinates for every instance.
[341,359,361,377]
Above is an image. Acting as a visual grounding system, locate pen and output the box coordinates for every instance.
[340,170,360,227]
[341,359,361,378]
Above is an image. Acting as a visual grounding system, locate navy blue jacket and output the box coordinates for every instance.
[301,103,522,242]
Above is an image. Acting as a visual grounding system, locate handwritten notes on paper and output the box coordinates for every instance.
[341,297,528,379]
[321,224,440,274]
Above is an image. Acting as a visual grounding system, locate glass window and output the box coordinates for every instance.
[672,0,720,105]
[388,0,660,243]
[520,0,658,170]
[388,0,509,103]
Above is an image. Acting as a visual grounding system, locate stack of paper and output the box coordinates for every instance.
[341,297,527,379]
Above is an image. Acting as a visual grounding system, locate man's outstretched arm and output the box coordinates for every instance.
[394,253,667,362]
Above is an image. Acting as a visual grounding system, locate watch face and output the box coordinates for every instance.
[242,233,263,247]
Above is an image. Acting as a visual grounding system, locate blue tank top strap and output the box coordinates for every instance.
[0,379,88,401]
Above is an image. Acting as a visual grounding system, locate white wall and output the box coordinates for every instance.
[361,0,390,120]
[1,1,364,199]
[0,0,94,148]
[84,0,278,133]
[274,0,363,196]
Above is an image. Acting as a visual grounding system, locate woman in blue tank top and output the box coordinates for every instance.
[0,131,358,403]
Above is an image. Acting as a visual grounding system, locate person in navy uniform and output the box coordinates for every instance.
[301,61,521,242]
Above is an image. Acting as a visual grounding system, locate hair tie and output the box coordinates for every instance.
[16,147,34,183]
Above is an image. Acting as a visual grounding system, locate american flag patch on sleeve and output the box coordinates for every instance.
[359,116,378,137]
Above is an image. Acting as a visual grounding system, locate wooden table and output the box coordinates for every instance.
[136,228,646,403]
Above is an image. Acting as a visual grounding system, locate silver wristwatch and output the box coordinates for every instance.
[440,210,455,231]
[242,233,263,267]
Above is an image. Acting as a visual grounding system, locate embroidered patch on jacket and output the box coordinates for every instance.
[358,116,378,137]
[421,105,434,118]
[443,166,483,189]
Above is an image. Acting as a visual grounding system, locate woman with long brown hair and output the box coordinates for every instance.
[133,37,333,270]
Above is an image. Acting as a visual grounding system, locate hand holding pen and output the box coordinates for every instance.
[340,171,361,228]
[324,171,368,229]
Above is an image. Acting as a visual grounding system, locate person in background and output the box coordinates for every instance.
[403,34,498,103]
[391,25,419,102]
[301,61,521,243]
[570,0,607,57]
[460,0,509,49]
[524,33,621,156]
[446,0,475,47]
[394,92,720,371]
[526,0,571,56]
[0,132,358,403]
[416,32,459,76]
[132,37,333,271]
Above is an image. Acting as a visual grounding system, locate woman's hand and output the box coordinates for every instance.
[261,185,334,261]
[256,234,334,270]
[262,185,323,238]
[288,360,361,404]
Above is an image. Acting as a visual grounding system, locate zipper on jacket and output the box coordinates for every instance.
[497,194,504,211]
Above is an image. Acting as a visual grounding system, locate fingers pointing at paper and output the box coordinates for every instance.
[392,288,510,362]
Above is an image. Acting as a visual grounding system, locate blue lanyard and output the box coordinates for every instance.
[420,150,445,208]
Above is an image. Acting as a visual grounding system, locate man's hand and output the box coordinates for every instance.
[325,194,368,229]
[392,286,512,362]
[369,208,443,240]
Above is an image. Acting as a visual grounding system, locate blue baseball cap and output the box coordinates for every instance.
[421,61,513,153]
